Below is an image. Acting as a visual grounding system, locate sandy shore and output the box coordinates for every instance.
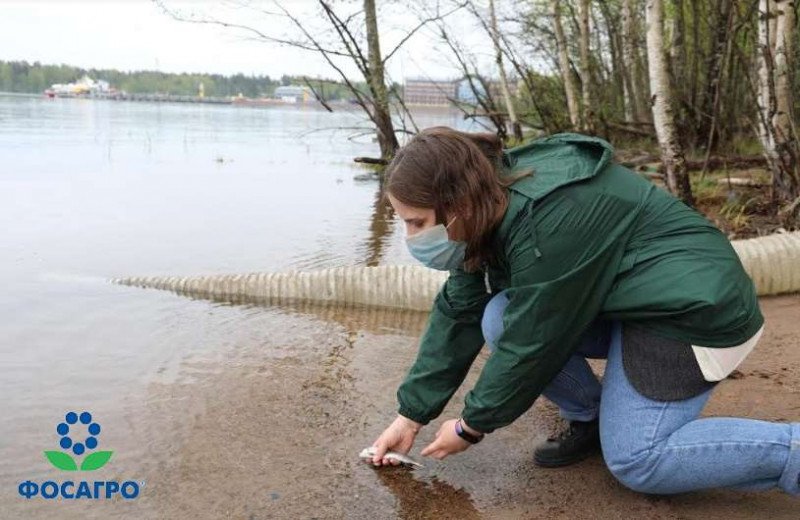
[9,295,798,519]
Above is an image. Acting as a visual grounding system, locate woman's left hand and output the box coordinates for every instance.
[420,419,472,460]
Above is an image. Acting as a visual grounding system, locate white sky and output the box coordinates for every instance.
[0,0,504,82]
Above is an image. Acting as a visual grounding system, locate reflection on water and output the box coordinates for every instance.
[363,187,396,267]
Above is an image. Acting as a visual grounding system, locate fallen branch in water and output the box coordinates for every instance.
[354,156,389,165]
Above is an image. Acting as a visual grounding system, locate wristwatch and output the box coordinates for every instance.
[455,418,484,444]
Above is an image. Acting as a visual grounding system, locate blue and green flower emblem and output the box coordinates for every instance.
[44,412,113,471]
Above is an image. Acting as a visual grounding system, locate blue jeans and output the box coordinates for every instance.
[481,289,800,495]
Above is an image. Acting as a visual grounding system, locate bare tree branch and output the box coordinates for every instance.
[153,0,352,58]
[301,76,334,112]
[381,1,469,64]
[271,0,377,124]
[320,1,371,79]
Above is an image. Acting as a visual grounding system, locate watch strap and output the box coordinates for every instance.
[455,419,483,444]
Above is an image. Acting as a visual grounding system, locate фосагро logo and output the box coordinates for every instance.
[45,411,113,471]
[18,411,142,500]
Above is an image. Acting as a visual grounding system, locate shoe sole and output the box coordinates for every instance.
[533,447,601,468]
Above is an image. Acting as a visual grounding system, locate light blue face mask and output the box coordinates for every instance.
[405,216,467,271]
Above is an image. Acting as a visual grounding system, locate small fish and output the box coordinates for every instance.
[359,447,424,468]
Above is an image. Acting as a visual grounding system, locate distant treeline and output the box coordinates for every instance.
[0,60,364,99]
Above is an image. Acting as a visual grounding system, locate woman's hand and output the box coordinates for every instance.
[420,418,472,460]
[368,415,422,466]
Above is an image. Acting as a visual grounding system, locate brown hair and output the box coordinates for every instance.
[384,126,534,273]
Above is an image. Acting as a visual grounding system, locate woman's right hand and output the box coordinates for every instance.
[367,415,422,466]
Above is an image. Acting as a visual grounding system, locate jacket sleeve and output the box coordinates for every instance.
[396,267,492,425]
[461,193,637,434]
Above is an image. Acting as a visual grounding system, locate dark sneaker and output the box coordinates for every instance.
[533,418,601,468]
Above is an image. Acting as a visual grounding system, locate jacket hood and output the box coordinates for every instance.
[501,133,615,203]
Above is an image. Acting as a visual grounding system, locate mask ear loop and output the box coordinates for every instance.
[445,215,457,229]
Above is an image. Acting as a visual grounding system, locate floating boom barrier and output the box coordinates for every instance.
[112,231,800,311]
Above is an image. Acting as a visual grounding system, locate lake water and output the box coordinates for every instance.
[0,93,487,518]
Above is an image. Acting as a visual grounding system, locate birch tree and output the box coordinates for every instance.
[756,0,800,207]
[552,0,581,129]
[488,0,522,141]
[646,0,694,205]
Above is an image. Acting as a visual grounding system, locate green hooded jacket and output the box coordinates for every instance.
[396,133,764,434]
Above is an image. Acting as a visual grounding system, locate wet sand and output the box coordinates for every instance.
[8,295,799,519]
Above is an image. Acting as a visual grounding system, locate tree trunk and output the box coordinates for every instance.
[773,0,795,142]
[646,0,694,206]
[716,5,737,146]
[489,0,522,141]
[771,0,800,200]
[579,0,596,133]
[757,0,773,155]
[756,0,800,205]
[364,0,398,162]
[769,0,779,50]
[591,8,609,88]
[622,0,647,122]
[698,0,733,149]
[669,0,686,88]
[688,0,700,117]
[553,0,581,129]
[599,0,626,119]
[667,0,687,141]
